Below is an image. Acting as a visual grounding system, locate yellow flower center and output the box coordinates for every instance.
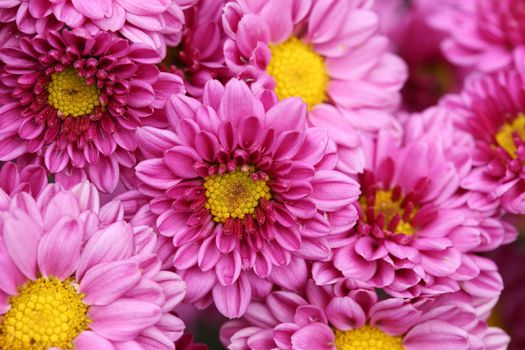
[47,68,101,118]
[360,190,416,235]
[0,277,90,350]
[204,168,271,223]
[267,36,329,110]
[334,325,405,350]
[495,113,525,158]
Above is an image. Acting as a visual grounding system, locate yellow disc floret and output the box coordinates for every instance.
[0,276,90,350]
[267,36,329,110]
[334,325,405,350]
[495,113,525,158]
[47,68,101,117]
[204,167,271,223]
[361,190,416,235]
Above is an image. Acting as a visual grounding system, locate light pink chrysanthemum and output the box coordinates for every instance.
[0,181,186,350]
[222,0,407,173]
[429,0,525,73]
[313,129,514,297]
[0,0,198,56]
[0,28,184,193]
[220,279,509,350]
[130,79,360,318]
[443,64,525,214]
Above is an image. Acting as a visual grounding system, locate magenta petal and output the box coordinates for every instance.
[215,252,242,286]
[89,298,162,342]
[164,146,201,178]
[87,157,119,193]
[265,97,306,134]
[72,0,111,19]
[219,79,264,125]
[135,158,178,189]
[38,217,82,280]
[404,320,469,350]
[326,296,366,330]
[115,0,170,15]
[212,274,252,318]
[81,260,141,306]
[74,331,115,350]
[3,210,41,280]
[290,323,334,350]
[311,170,360,211]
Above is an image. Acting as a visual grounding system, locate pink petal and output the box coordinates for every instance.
[135,158,178,189]
[290,323,334,350]
[212,274,252,318]
[81,260,141,306]
[219,79,264,125]
[89,298,162,341]
[164,146,200,178]
[326,296,366,330]
[404,320,469,350]
[72,0,112,19]
[38,217,82,280]
[74,331,115,350]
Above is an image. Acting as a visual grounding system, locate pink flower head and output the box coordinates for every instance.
[429,0,525,73]
[166,0,233,98]
[222,0,407,173]
[132,79,360,318]
[0,181,186,350]
[313,129,511,297]
[443,65,525,214]
[374,0,467,112]
[0,0,198,56]
[0,28,184,193]
[220,279,509,350]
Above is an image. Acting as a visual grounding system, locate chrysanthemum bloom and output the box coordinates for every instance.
[133,79,360,318]
[164,0,232,98]
[0,0,198,56]
[0,181,186,350]
[429,0,525,73]
[374,0,467,112]
[311,129,512,297]
[222,0,407,173]
[443,64,525,214]
[0,161,47,197]
[0,28,184,193]
[220,279,509,350]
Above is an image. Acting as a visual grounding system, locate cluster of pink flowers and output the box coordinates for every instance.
[0,0,523,349]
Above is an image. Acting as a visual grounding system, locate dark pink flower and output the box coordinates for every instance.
[221,0,407,174]
[429,0,525,73]
[443,64,525,214]
[220,279,508,350]
[314,128,513,297]
[131,79,360,318]
[0,28,184,193]
[0,161,47,198]
[0,0,198,56]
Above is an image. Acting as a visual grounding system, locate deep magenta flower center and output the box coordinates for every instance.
[0,276,89,350]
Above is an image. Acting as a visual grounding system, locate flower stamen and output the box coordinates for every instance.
[334,325,405,350]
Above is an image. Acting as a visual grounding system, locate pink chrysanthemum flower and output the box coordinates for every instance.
[429,0,525,73]
[222,0,407,173]
[0,0,198,56]
[132,79,360,318]
[0,28,184,193]
[443,65,525,214]
[374,0,467,112]
[0,181,186,350]
[312,129,513,297]
[166,0,232,98]
[220,279,509,350]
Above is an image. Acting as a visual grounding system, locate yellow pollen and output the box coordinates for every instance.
[267,36,329,110]
[47,68,101,118]
[0,276,90,350]
[334,325,405,350]
[361,190,416,235]
[204,167,271,223]
[495,113,525,158]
